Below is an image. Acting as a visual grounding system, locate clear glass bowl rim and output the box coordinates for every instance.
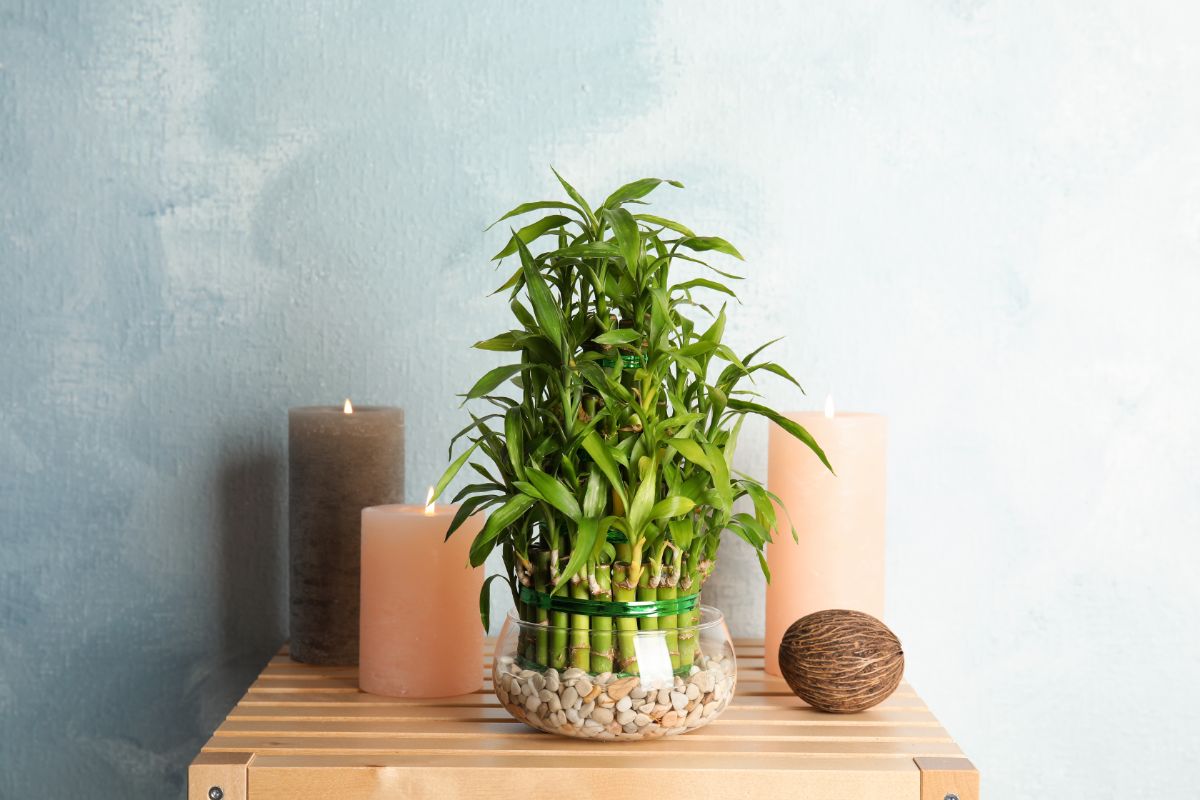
[501,604,726,635]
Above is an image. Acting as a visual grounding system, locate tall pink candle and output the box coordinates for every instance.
[765,405,887,676]
[359,501,485,697]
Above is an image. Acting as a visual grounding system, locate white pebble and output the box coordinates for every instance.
[670,691,688,712]
[616,695,633,712]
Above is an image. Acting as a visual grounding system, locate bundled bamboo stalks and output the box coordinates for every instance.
[517,545,712,676]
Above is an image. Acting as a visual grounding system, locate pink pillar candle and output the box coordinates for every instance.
[765,407,888,676]
[359,502,485,697]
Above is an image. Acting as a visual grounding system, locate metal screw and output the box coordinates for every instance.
[944,794,959,800]
[208,788,224,800]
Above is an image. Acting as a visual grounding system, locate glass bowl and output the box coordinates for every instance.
[493,606,735,740]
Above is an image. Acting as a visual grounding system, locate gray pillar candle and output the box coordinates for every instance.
[288,402,404,665]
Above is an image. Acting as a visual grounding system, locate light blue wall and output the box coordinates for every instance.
[2,2,1198,798]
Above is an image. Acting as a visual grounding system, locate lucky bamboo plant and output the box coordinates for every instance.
[434,171,830,676]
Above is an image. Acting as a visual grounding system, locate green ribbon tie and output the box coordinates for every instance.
[519,585,700,619]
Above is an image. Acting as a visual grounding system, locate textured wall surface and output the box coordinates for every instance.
[2,2,1198,798]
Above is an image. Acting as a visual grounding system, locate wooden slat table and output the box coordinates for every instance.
[190,640,978,800]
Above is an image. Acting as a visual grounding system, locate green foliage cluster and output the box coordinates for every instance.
[435,172,828,669]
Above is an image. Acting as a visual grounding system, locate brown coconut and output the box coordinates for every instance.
[778,609,904,713]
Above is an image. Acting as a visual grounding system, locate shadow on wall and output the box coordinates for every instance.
[182,434,289,795]
[217,437,288,663]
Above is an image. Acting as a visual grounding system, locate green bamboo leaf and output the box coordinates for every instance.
[582,468,606,517]
[463,363,525,400]
[554,517,601,594]
[466,461,500,485]
[679,340,718,358]
[479,573,511,631]
[756,549,771,583]
[492,215,574,260]
[452,482,504,503]
[767,487,799,543]
[490,267,522,296]
[473,332,523,351]
[701,305,727,344]
[581,431,628,508]
[486,201,582,231]
[724,413,745,468]
[668,518,693,550]
[742,480,778,532]
[504,406,525,480]
[750,360,804,391]
[671,278,738,299]
[600,207,641,273]
[548,241,620,259]
[665,437,713,472]
[469,494,536,566]
[524,467,582,521]
[677,235,744,260]
[727,398,833,472]
[514,232,565,348]
[744,336,784,364]
[635,213,695,237]
[652,412,705,438]
[701,441,733,509]
[731,513,769,547]
[551,167,597,228]
[432,440,481,502]
[649,496,696,520]
[446,494,500,541]
[626,458,657,539]
[714,344,748,373]
[592,328,641,346]
[603,177,683,209]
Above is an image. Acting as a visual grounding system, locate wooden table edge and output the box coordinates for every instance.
[914,756,980,800]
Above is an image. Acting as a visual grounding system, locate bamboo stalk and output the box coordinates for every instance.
[636,567,659,638]
[612,562,639,674]
[532,550,550,668]
[569,574,590,670]
[657,565,680,670]
[589,563,614,674]
[550,557,569,670]
[678,566,700,669]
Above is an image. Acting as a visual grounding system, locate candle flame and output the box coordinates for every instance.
[343,398,353,414]
[824,393,835,419]
[424,486,436,515]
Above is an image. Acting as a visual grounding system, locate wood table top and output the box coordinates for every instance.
[189,639,979,800]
